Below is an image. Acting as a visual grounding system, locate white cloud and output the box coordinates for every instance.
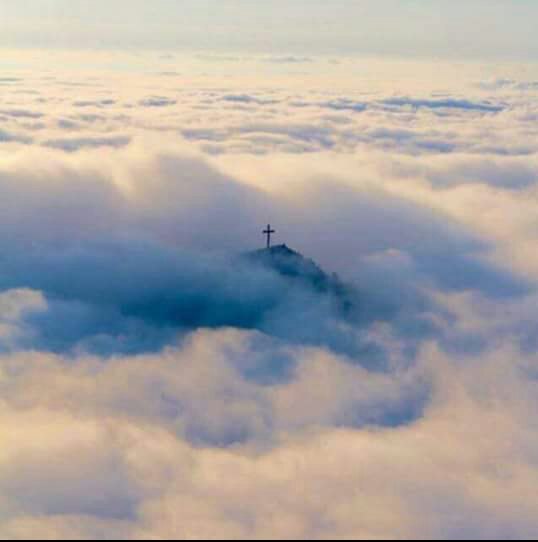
[1,331,538,538]
[1,53,538,538]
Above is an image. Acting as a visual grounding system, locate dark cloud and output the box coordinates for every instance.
[76,113,109,123]
[381,97,505,113]
[73,99,117,108]
[42,135,131,151]
[320,98,367,112]
[0,128,32,144]
[221,94,279,106]
[0,108,44,119]
[57,118,82,130]
[0,150,528,369]
[139,96,177,107]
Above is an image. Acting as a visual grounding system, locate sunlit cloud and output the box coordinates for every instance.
[1,5,538,538]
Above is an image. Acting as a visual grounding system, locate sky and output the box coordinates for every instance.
[2,1,538,540]
[1,0,538,59]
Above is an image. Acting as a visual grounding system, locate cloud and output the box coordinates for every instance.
[73,99,117,108]
[42,135,131,151]
[380,97,505,113]
[1,54,538,538]
[0,128,31,144]
[221,94,279,106]
[262,55,312,64]
[320,98,367,113]
[0,108,44,119]
[2,331,538,538]
[0,289,47,350]
[139,96,177,107]
[387,154,538,190]
[0,77,23,84]
[478,78,538,92]
[0,142,526,359]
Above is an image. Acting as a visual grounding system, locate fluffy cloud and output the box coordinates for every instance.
[1,52,538,538]
[2,327,538,539]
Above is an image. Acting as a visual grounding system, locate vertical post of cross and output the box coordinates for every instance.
[263,224,275,248]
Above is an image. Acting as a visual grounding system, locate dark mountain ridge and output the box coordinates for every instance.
[244,244,359,319]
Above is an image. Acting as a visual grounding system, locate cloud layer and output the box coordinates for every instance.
[1,52,538,539]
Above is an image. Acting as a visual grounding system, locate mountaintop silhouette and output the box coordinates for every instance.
[245,244,359,318]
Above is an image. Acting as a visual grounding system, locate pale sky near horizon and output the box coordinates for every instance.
[1,0,537,61]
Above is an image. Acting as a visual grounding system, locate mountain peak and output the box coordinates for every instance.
[247,244,327,283]
[244,244,359,317]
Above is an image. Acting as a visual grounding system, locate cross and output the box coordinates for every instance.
[263,224,275,248]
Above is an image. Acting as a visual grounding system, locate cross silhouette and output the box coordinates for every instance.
[263,224,275,248]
